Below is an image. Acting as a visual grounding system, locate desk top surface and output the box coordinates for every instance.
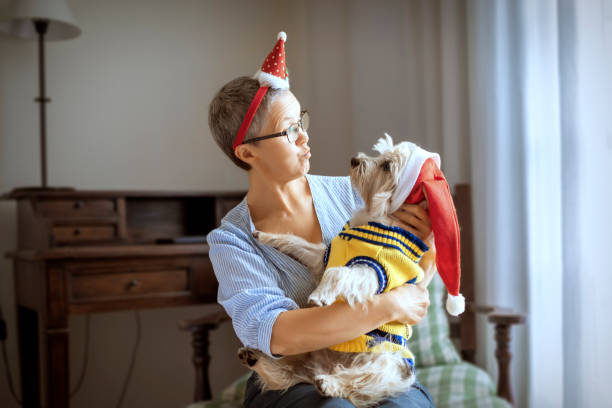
[5,243,210,261]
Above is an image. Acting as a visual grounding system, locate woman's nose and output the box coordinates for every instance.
[351,157,361,168]
[296,129,309,145]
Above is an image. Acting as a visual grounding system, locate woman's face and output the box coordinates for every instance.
[236,90,311,180]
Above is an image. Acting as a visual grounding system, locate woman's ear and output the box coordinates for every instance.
[234,144,257,165]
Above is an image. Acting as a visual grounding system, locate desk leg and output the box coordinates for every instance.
[45,327,69,407]
[18,306,41,407]
[45,266,70,408]
[17,306,70,408]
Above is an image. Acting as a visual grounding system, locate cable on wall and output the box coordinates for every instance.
[116,310,141,408]
[70,314,90,398]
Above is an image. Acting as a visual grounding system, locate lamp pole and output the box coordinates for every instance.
[34,19,50,188]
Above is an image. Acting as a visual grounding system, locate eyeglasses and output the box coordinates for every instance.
[242,110,309,145]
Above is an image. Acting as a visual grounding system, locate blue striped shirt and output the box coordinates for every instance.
[206,174,364,358]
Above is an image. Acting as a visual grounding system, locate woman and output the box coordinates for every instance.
[206,76,435,407]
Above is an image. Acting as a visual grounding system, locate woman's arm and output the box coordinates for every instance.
[270,283,430,356]
[207,196,434,359]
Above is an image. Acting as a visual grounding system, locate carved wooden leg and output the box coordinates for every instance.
[493,323,513,404]
[179,308,230,402]
[191,324,213,401]
[488,312,525,406]
[45,266,71,408]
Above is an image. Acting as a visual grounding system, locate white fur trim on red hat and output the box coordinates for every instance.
[373,133,441,214]
[253,69,290,90]
[446,293,465,316]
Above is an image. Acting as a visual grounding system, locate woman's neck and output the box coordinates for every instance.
[246,171,309,223]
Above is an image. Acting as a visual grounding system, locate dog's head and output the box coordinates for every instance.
[350,133,413,218]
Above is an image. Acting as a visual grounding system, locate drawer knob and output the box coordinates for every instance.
[73,228,81,236]
[73,200,84,209]
[127,279,141,290]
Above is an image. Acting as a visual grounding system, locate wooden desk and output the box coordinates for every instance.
[1,188,245,408]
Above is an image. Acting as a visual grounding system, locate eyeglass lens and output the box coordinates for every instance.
[287,111,309,144]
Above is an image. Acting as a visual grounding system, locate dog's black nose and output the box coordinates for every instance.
[351,157,361,168]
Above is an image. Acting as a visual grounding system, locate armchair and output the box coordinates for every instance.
[180,184,526,407]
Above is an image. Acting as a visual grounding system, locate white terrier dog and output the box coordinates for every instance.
[238,134,438,408]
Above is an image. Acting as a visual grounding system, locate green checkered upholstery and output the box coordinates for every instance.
[417,363,510,408]
[187,275,507,408]
[186,373,250,408]
[406,272,462,366]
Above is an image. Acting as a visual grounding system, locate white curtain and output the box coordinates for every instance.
[467,1,612,407]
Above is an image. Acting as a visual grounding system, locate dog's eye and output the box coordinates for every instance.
[381,161,391,172]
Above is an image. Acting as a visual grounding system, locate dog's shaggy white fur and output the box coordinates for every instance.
[238,135,436,407]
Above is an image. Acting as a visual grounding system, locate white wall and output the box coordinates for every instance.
[0,1,480,407]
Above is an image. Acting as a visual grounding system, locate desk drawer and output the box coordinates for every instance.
[70,268,190,301]
[52,224,117,244]
[38,198,117,218]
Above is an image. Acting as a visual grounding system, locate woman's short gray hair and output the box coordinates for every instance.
[208,76,284,171]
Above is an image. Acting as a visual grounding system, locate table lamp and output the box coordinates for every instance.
[0,0,81,194]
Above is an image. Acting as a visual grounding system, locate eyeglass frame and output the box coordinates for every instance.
[241,110,309,145]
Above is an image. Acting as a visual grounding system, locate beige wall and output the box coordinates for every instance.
[0,1,475,407]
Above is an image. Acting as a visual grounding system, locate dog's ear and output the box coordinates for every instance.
[369,191,393,217]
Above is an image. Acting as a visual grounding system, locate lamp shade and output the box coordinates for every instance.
[0,0,80,41]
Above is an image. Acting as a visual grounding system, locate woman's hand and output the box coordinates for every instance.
[389,199,434,247]
[389,191,438,289]
[383,284,430,325]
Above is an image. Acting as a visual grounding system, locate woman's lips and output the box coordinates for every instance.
[301,150,311,158]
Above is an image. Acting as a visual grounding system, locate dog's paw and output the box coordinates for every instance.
[238,347,260,368]
[308,287,336,306]
[307,291,322,306]
[313,374,343,398]
[308,267,347,306]
[403,362,416,381]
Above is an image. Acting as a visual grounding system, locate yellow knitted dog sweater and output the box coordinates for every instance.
[323,221,429,367]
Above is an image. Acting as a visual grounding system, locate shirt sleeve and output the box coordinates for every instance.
[206,227,299,359]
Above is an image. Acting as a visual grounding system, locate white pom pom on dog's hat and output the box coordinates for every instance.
[446,293,465,316]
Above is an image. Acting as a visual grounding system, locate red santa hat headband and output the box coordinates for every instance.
[373,133,465,316]
[232,32,290,150]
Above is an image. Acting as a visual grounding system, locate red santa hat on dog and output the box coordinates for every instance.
[373,133,465,316]
[233,31,290,149]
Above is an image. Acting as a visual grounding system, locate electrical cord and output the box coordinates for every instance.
[70,314,90,398]
[0,308,90,404]
[116,310,141,408]
[1,335,21,405]
[1,307,142,407]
